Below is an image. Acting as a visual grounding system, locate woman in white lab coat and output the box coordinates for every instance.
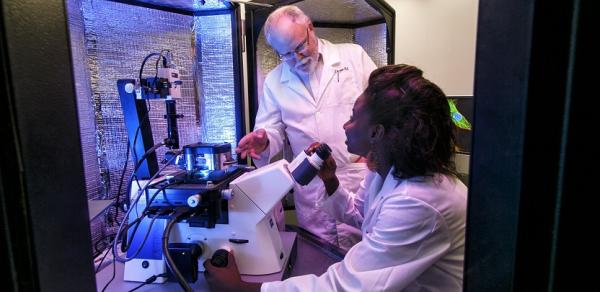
[209,64,468,291]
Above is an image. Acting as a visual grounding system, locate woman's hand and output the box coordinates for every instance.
[203,251,261,292]
[306,142,339,196]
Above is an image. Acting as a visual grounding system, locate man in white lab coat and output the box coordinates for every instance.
[235,5,377,250]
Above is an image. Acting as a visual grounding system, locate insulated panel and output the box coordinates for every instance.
[194,14,239,152]
[356,23,388,67]
[296,0,381,24]
[67,0,103,201]
[315,27,354,44]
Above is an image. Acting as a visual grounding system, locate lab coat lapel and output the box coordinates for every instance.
[315,41,342,109]
[363,168,403,227]
[280,63,316,107]
[362,172,383,229]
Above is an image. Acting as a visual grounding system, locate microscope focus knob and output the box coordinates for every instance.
[187,194,201,208]
[221,189,233,200]
[124,82,135,93]
[210,249,230,268]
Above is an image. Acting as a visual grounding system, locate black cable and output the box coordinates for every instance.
[121,183,169,253]
[120,216,143,253]
[95,241,114,274]
[163,209,193,292]
[122,190,158,252]
[114,146,165,262]
[121,183,172,254]
[99,244,116,292]
[123,210,167,260]
[160,187,174,206]
[154,50,168,83]
[133,143,167,172]
[113,142,130,225]
[100,144,173,290]
[127,273,169,292]
[98,178,161,292]
[130,100,152,166]
[138,52,162,88]
[128,282,145,292]
[93,233,115,258]
[124,141,165,212]
[124,49,171,214]
[113,150,179,263]
[96,148,166,291]
[138,50,169,99]
[146,99,152,112]
[130,112,141,166]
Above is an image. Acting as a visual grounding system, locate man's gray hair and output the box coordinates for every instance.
[264,5,312,46]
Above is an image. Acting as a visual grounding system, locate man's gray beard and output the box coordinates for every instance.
[295,57,317,76]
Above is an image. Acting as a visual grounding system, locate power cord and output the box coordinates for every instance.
[163,208,193,292]
[98,144,170,292]
[100,244,116,292]
[113,149,179,263]
[128,272,169,292]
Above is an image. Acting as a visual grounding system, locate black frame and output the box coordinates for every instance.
[0,0,96,290]
[117,79,159,179]
[465,0,591,290]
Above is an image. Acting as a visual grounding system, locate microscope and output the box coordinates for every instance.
[115,51,332,290]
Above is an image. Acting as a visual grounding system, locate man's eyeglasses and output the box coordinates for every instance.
[278,27,310,61]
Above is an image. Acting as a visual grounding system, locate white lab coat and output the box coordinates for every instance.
[253,39,377,249]
[262,168,468,292]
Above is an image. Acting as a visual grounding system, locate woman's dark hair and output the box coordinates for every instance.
[364,64,457,178]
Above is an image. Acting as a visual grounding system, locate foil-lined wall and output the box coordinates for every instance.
[296,0,382,24]
[67,0,108,255]
[356,23,388,67]
[193,0,228,10]
[257,29,280,96]
[195,14,239,151]
[67,0,238,257]
[67,0,103,201]
[79,0,199,180]
[315,27,354,44]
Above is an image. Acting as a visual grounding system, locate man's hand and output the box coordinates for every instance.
[236,129,269,160]
[203,251,260,292]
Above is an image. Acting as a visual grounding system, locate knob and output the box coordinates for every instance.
[187,194,201,207]
[210,249,230,267]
